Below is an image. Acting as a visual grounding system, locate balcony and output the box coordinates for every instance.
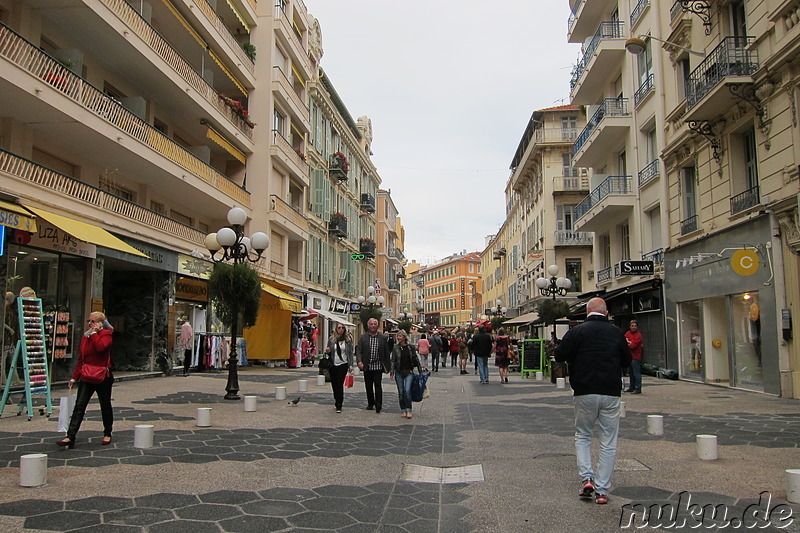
[273,3,308,76]
[568,0,619,43]
[554,230,593,246]
[0,148,207,246]
[643,248,665,273]
[680,214,699,235]
[638,159,660,187]
[360,193,376,213]
[574,175,635,232]
[634,73,655,107]
[388,247,405,264]
[730,185,760,215]
[597,267,612,284]
[329,214,347,238]
[272,66,309,129]
[630,0,651,29]
[570,21,626,104]
[329,152,349,181]
[193,0,255,76]
[685,37,759,121]
[387,280,401,291]
[268,194,308,241]
[359,238,376,258]
[553,176,590,194]
[271,130,309,184]
[572,98,631,167]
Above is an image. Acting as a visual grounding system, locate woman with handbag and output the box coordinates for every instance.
[390,331,422,419]
[324,323,354,413]
[494,327,512,383]
[56,312,114,448]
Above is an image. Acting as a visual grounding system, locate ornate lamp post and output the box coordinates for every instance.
[204,207,269,400]
[397,309,413,321]
[535,264,572,299]
[490,299,508,316]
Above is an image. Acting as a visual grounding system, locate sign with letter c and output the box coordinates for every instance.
[731,249,759,276]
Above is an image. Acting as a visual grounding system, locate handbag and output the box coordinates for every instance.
[79,363,109,384]
[344,374,354,388]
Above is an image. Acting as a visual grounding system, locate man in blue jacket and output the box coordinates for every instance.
[555,297,631,505]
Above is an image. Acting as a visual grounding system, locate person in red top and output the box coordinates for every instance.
[57,311,114,448]
[624,320,643,394]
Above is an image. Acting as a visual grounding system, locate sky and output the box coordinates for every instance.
[303,1,581,265]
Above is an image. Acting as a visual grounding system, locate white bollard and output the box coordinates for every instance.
[535,372,543,381]
[647,415,664,436]
[298,379,308,392]
[696,434,718,460]
[196,407,212,427]
[134,425,154,449]
[316,375,325,386]
[244,395,257,412]
[19,453,47,487]
[786,469,800,503]
[620,401,626,418]
[556,377,566,389]
[275,386,287,401]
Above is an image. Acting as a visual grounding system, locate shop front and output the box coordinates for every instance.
[664,216,780,394]
[242,281,301,361]
[603,279,666,369]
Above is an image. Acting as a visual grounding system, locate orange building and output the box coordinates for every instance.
[421,252,481,329]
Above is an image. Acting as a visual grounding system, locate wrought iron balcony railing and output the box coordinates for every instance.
[570,21,625,90]
[574,175,633,220]
[681,214,699,235]
[730,185,760,214]
[630,0,650,27]
[687,36,758,108]
[554,230,593,246]
[634,73,655,107]
[597,267,612,283]
[642,248,664,265]
[573,98,630,155]
[638,159,660,187]
[359,240,376,257]
[360,193,376,213]
[329,216,347,237]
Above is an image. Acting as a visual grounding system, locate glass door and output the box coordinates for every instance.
[678,300,704,381]
[729,291,764,391]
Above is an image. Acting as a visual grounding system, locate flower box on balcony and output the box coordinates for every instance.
[330,152,349,181]
[359,238,376,257]
[360,193,375,213]
[221,95,255,128]
[329,213,347,237]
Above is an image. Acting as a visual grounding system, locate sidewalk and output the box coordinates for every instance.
[0,365,797,532]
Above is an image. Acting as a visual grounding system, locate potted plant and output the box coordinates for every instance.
[221,95,255,128]
[241,42,256,62]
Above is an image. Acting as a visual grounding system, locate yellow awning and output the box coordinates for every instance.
[0,200,36,232]
[260,282,302,313]
[209,49,248,97]
[224,0,250,33]
[291,64,306,87]
[22,206,148,258]
[206,127,246,164]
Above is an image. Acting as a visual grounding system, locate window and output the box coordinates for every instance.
[600,234,611,268]
[273,110,285,136]
[730,0,747,42]
[565,259,582,293]
[636,37,653,86]
[170,210,191,226]
[619,221,630,260]
[31,148,77,178]
[562,116,577,140]
[682,166,697,219]
[556,204,576,231]
[154,118,168,135]
[743,127,758,190]
[150,201,165,214]
[562,153,578,178]
[678,58,691,101]
[645,129,657,163]
[469,263,474,273]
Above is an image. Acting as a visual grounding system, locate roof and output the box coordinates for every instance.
[510,104,583,169]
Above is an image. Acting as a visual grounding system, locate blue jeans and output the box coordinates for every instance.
[394,372,414,413]
[476,356,489,382]
[574,394,621,495]
[431,352,440,371]
[630,360,642,392]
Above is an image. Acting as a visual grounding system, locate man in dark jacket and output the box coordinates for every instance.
[555,297,631,505]
[356,318,391,413]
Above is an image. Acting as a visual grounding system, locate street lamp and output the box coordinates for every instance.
[535,264,572,299]
[357,286,385,307]
[398,309,413,321]
[490,299,508,316]
[205,207,269,400]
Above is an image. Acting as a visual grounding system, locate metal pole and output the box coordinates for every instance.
[224,243,242,400]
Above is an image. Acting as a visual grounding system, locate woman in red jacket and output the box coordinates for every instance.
[57,311,114,448]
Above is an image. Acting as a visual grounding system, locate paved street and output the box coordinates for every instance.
[0,366,798,532]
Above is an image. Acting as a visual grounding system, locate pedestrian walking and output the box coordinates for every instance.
[179,316,193,376]
[471,326,493,383]
[417,333,430,370]
[57,312,115,449]
[554,297,631,505]
[430,331,442,372]
[356,318,391,413]
[494,328,511,383]
[624,320,643,394]
[324,323,354,413]
[390,331,422,419]
[449,335,459,368]
[458,333,469,374]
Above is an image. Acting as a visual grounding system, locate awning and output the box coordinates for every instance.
[385,318,399,325]
[260,282,301,313]
[0,200,36,232]
[23,205,147,258]
[313,308,356,327]
[502,311,539,326]
[206,127,246,164]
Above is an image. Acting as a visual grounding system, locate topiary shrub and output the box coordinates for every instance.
[208,262,261,330]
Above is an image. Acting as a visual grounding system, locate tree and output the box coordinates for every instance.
[490,316,507,333]
[359,305,382,329]
[397,319,413,334]
[208,262,261,330]
[536,299,571,327]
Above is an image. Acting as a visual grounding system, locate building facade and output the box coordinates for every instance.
[375,189,404,329]
[422,252,481,329]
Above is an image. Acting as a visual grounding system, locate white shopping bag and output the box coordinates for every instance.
[57,394,75,434]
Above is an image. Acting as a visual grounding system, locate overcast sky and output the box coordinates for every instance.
[304,1,581,265]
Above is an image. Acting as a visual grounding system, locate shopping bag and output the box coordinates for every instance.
[57,393,75,434]
[344,374,354,388]
[411,373,428,402]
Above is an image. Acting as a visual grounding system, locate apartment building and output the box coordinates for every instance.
[567,0,800,397]
[375,189,404,329]
[401,261,423,322]
[422,252,481,329]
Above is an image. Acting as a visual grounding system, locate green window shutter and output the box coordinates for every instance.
[312,169,325,216]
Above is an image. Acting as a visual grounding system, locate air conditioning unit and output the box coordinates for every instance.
[587,270,594,280]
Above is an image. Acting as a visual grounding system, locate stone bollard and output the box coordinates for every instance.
[196,407,212,427]
[19,454,47,487]
[134,425,154,449]
[556,377,566,389]
[696,434,718,460]
[244,396,257,412]
[275,386,287,401]
[620,401,626,418]
[298,379,308,392]
[317,375,325,386]
[647,415,664,436]
[786,469,800,503]
[535,372,543,381]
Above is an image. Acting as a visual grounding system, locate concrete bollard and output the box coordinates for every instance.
[316,375,326,386]
[647,415,664,436]
[696,434,718,460]
[134,425,154,449]
[244,395,257,412]
[196,407,212,427]
[298,379,308,392]
[275,386,287,401]
[786,469,800,503]
[19,454,47,487]
[535,372,543,381]
[620,401,626,418]
[556,377,566,389]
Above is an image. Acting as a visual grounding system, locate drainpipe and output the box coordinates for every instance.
[768,209,793,397]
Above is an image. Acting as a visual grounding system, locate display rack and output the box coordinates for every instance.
[0,298,53,420]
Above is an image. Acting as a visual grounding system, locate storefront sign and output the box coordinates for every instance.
[618,260,654,275]
[177,254,213,280]
[329,299,348,314]
[349,302,361,313]
[632,289,661,313]
[0,207,36,232]
[30,220,96,258]
[175,277,208,303]
[731,249,759,276]
[113,237,178,271]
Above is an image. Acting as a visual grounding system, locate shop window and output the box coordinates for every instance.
[565,259,582,293]
[730,291,764,391]
[678,300,703,381]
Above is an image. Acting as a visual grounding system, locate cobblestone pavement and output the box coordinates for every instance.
[0,366,797,532]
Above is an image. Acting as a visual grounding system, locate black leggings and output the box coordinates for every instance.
[67,378,114,440]
[329,363,348,409]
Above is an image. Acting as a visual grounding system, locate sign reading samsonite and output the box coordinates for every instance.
[617,260,654,275]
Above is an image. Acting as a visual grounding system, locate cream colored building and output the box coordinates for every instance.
[567,0,800,397]
[376,189,404,328]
